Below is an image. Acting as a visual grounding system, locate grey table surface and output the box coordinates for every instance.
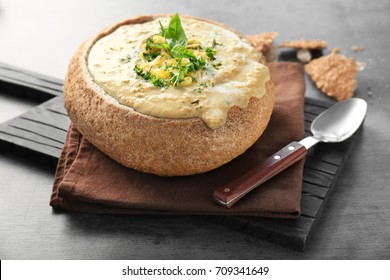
[0,0,389,259]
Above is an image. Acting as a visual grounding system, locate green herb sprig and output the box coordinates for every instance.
[160,13,187,46]
[134,13,219,88]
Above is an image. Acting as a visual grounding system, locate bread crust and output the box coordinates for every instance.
[64,15,275,176]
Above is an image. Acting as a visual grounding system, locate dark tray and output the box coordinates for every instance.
[0,62,358,251]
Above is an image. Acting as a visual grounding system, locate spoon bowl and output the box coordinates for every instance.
[312,98,367,143]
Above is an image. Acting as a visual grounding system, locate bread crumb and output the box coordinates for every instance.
[297,49,312,63]
[356,61,366,71]
[279,39,327,50]
[351,45,364,51]
[331,47,341,54]
[304,52,358,101]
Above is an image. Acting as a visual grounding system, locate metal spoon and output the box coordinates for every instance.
[213,98,367,208]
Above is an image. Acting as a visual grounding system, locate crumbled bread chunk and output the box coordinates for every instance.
[304,52,358,101]
[280,39,327,50]
[245,32,279,63]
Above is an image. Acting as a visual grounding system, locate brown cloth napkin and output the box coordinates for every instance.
[50,62,306,218]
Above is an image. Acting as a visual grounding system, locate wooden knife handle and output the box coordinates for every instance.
[213,141,307,208]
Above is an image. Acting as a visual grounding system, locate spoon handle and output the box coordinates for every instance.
[213,141,307,208]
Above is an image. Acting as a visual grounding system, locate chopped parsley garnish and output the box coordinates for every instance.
[143,52,159,62]
[205,47,216,60]
[134,65,151,80]
[120,54,132,63]
[133,13,221,88]
[151,76,168,87]
[211,61,222,69]
[212,38,222,48]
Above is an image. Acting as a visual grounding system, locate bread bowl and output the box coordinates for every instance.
[64,14,274,176]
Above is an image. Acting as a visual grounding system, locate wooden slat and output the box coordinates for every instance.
[0,62,63,83]
[304,97,336,109]
[303,168,334,188]
[242,219,274,239]
[307,144,345,166]
[0,62,63,94]
[46,101,68,115]
[9,118,67,143]
[304,111,318,122]
[0,130,62,157]
[21,101,70,132]
[242,215,313,240]
[304,156,338,175]
[300,194,323,218]
[0,95,69,169]
[304,103,329,115]
[304,120,311,133]
[0,126,64,149]
[0,80,57,102]
[302,181,329,199]
[0,72,63,93]
[0,78,61,101]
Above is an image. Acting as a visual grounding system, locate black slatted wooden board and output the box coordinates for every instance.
[0,62,67,166]
[0,62,358,251]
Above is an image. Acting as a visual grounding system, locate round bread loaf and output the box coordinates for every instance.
[64,15,274,176]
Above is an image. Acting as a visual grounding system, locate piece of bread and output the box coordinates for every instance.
[304,51,357,101]
[245,32,279,63]
[279,39,327,50]
[64,15,275,176]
